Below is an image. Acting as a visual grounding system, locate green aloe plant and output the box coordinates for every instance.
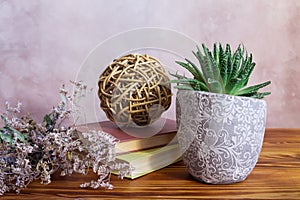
[170,43,271,99]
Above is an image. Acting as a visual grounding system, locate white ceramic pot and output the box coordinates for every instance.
[176,90,267,184]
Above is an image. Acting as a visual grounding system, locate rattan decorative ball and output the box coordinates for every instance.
[98,53,172,127]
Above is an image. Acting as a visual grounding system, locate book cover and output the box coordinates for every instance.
[75,118,177,154]
[115,143,182,179]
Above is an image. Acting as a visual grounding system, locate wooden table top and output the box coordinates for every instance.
[2,128,300,199]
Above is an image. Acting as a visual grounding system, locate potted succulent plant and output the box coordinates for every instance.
[171,43,271,184]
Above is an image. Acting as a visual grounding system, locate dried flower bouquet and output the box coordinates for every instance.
[0,81,132,195]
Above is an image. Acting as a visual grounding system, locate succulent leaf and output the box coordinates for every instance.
[236,81,271,96]
[231,45,242,79]
[200,44,223,93]
[213,43,219,67]
[169,77,208,91]
[173,85,195,90]
[248,92,271,99]
[175,61,202,82]
[184,58,205,83]
[219,44,228,85]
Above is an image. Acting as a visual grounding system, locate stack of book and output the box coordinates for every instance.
[75,119,181,179]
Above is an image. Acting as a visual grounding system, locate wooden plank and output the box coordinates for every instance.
[2,129,300,199]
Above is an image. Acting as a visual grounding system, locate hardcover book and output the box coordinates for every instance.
[115,143,181,179]
[75,118,178,154]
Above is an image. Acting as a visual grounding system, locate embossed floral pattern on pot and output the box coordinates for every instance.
[176,90,267,184]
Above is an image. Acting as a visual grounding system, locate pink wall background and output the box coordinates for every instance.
[0,0,299,128]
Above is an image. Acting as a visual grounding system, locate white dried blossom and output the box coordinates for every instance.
[5,101,22,115]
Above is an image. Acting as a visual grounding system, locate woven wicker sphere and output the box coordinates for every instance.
[98,53,172,127]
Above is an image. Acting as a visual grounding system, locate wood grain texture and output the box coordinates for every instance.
[2,129,300,199]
